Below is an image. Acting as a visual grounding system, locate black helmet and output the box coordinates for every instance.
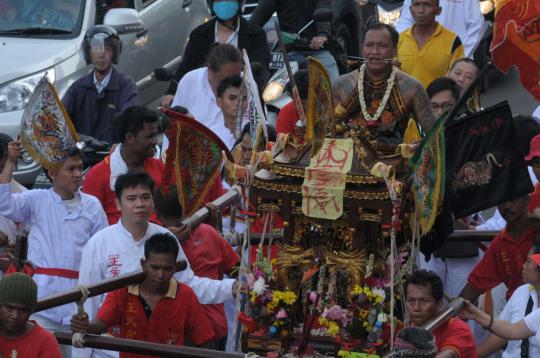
[83,25,122,65]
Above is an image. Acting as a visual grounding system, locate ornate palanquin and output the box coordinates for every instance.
[244,130,410,356]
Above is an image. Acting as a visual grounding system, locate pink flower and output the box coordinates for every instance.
[247,274,255,289]
[322,305,352,327]
[276,309,288,319]
[253,267,264,279]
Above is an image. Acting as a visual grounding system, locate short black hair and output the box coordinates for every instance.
[405,270,444,301]
[115,106,161,143]
[232,123,277,150]
[449,58,479,75]
[114,172,155,199]
[363,23,399,48]
[207,43,242,73]
[514,115,540,156]
[144,232,179,260]
[0,133,13,159]
[426,77,460,102]
[285,69,309,100]
[154,185,183,220]
[217,75,242,98]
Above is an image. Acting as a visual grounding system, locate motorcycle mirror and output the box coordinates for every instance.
[313,8,333,22]
[154,67,174,81]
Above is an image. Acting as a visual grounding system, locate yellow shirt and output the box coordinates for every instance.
[398,23,465,88]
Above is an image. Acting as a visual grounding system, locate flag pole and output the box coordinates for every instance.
[274,21,307,126]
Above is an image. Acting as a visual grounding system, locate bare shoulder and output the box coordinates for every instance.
[396,70,424,98]
[333,69,358,104]
[396,70,435,131]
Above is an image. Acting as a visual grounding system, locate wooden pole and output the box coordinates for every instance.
[422,297,464,332]
[446,230,498,242]
[180,188,240,229]
[55,331,245,358]
[35,260,187,313]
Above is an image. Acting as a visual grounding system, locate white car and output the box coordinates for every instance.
[0,0,209,185]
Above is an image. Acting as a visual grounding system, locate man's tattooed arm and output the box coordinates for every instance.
[332,70,358,105]
[398,72,436,132]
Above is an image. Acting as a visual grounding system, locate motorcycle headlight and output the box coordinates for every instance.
[0,69,56,113]
[263,81,285,103]
[479,0,494,15]
[377,6,401,26]
[262,71,289,103]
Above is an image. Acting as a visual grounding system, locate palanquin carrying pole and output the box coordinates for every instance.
[35,260,187,312]
[55,331,245,358]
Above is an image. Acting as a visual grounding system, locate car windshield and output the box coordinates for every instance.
[0,0,84,35]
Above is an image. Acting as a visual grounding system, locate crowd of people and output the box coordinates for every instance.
[1,0,540,357]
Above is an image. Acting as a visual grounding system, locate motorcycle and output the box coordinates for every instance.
[262,8,335,125]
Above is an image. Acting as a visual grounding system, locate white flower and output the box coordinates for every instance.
[372,288,386,301]
[253,277,268,296]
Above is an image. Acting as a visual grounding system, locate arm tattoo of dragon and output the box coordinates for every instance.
[398,73,436,132]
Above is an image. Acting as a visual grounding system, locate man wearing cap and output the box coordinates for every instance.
[477,242,540,357]
[0,273,62,357]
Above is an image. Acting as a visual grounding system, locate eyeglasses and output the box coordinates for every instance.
[430,102,454,113]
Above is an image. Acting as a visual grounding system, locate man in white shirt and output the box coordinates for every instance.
[396,0,485,57]
[77,172,237,357]
[0,141,108,357]
[477,244,540,357]
[171,44,242,150]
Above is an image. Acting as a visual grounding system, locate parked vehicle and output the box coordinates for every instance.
[0,0,209,186]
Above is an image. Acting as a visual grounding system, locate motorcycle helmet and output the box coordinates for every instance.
[83,25,122,65]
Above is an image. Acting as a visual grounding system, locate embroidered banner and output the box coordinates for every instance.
[410,114,446,236]
[491,0,540,100]
[307,57,335,157]
[161,109,234,217]
[446,101,533,218]
[19,76,79,170]
[302,138,353,220]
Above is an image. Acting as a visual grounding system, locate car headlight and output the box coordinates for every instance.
[262,71,289,103]
[377,6,401,26]
[479,0,494,15]
[0,69,56,113]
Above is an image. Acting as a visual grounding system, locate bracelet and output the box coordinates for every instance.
[483,314,494,330]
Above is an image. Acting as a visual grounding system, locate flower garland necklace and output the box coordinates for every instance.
[358,63,397,122]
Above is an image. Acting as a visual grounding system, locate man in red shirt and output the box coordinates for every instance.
[460,195,540,302]
[154,185,240,350]
[82,106,224,224]
[405,270,477,358]
[71,232,215,356]
[275,69,308,139]
[0,273,62,358]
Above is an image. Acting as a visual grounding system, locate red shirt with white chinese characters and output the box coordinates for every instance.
[97,280,215,357]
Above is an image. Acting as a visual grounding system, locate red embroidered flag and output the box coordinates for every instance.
[491,0,540,100]
[161,109,234,217]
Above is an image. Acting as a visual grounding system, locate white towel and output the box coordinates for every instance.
[109,144,128,192]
